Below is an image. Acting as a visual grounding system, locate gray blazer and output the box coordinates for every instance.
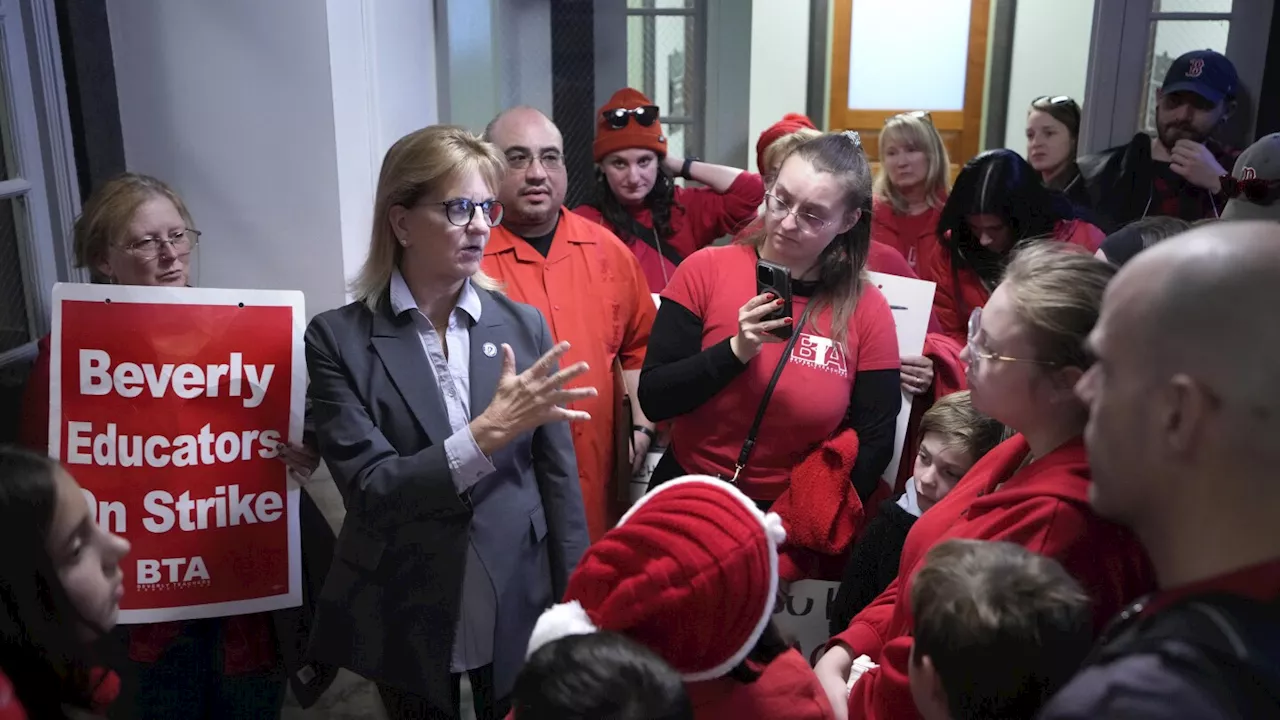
[303,286,588,704]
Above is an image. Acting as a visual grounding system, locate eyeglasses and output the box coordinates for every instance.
[966,307,1059,369]
[1034,95,1077,107]
[763,193,831,235]
[505,150,564,171]
[887,110,933,126]
[439,198,504,227]
[602,105,660,129]
[1222,176,1280,206]
[121,229,201,260]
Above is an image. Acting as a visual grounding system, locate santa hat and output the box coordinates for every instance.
[594,87,668,162]
[756,113,818,174]
[526,476,787,682]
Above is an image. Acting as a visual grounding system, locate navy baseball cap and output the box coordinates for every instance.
[1162,50,1238,104]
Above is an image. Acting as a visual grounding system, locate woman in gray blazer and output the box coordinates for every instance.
[303,126,593,720]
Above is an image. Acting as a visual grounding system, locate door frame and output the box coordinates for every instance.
[828,0,991,166]
[1081,0,1274,155]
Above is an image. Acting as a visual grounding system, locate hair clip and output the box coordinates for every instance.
[842,130,863,149]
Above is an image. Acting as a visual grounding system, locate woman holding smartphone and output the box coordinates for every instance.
[637,132,901,512]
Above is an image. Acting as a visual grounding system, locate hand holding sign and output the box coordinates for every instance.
[472,342,597,456]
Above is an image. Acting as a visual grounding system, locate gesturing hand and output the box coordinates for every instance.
[729,293,792,363]
[1170,139,1227,192]
[471,342,597,456]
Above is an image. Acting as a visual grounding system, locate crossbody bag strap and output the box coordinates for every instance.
[634,225,685,267]
[729,301,816,483]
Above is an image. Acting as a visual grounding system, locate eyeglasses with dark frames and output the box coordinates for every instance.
[120,229,202,260]
[967,307,1060,369]
[602,105,660,130]
[438,198,504,228]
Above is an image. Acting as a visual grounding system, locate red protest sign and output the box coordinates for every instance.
[48,283,305,623]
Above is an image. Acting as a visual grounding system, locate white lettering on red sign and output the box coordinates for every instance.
[79,349,274,408]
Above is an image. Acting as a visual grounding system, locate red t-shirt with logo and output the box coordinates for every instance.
[660,243,900,501]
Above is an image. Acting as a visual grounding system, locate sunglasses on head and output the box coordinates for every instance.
[1222,176,1280,206]
[603,105,660,129]
[886,110,933,126]
[1034,95,1076,106]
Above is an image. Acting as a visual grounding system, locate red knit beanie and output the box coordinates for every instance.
[756,113,818,173]
[594,87,668,162]
[525,476,786,681]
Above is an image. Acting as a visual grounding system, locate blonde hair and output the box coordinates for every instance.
[73,173,195,284]
[352,125,505,308]
[873,114,950,214]
[919,390,1007,461]
[738,132,872,347]
[761,127,823,184]
[1001,241,1117,368]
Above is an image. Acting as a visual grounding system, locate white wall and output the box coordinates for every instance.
[746,0,810,172]
[108,0,439,319]
[1003,0,1096,154]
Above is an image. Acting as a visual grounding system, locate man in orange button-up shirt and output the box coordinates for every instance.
[483,107,657,541]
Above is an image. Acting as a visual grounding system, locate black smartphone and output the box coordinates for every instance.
[755,258,793,340]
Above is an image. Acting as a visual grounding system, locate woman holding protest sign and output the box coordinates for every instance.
[304,125,592,720]
[19,173,333,719]
[0,447,131,719]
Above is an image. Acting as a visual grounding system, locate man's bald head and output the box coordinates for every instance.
[1078,221,1280,535]
[484,106,562,148]
[1123,221,1280,421]
[484,106,567,236]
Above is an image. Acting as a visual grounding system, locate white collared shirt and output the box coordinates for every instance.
[389,268,496,672]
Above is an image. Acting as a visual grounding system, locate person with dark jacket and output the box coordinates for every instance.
[1026,95,1090,209]
[829,391,1005,635]
[1076,50,1240,231]
[1044,221,1280,719]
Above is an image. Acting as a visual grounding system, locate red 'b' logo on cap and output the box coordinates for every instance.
[1242,167,1258,180]
[1187,58,1205,77]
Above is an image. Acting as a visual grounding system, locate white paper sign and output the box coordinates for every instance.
[866,272,936,486]
[774,580,843,666]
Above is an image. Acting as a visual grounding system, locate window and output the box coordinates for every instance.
[625,0,704,161]
[0,0,79,443]
[1139,1,1232,134]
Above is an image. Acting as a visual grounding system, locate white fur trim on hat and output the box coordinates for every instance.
[622,475,785,682]
[525,600,598,659]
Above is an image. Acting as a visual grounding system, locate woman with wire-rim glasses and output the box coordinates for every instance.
[18,172,331,718]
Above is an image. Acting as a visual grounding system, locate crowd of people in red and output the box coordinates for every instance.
[3,46,1280,720]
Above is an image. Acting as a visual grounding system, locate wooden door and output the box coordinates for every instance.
[829,0,990,179]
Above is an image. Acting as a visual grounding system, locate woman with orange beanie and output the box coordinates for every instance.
[574,88,764,292]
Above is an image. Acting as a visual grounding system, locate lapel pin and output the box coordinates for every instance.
[482,342,497,358]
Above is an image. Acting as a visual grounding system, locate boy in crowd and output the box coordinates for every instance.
[830,391,1006,634]
[907,540,1093,720]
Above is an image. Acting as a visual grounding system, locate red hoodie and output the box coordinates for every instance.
[686,648,836,720]
[574,172,765,292]
[829,435,1155,720]
[927,219,1105,344]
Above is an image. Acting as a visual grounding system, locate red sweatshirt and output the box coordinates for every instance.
[830,434,1155,720]
[687,648,836,720]
[927,219,1105,344]
[870,199,943,274]
[574,172,765,292]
